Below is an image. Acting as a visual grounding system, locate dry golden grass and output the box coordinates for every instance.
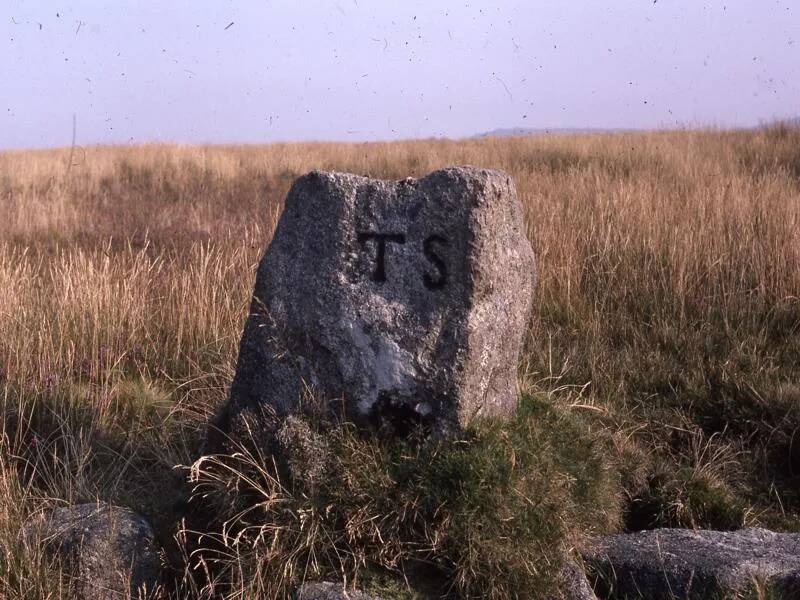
[1,127,800,597]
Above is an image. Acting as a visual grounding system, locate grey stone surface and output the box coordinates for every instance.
[551,556,600,600]
[211,166,535,447]
[276,415,330,486]
[584,527,800,599]
[294,581,384,600]
[24,502,161,600]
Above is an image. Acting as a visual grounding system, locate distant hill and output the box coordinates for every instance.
[756,117,800,129]
[476,127,636,138]
[480,120,800,137]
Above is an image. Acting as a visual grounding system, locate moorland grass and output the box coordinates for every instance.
[1,126,800,597]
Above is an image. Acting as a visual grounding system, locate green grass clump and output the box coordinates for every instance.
[182,395,619,599]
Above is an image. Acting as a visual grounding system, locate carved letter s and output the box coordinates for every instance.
[423,235,448,290]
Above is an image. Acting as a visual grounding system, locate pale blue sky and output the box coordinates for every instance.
[1,1,798,149]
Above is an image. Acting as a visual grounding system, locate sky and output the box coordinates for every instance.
[1,0,798,149]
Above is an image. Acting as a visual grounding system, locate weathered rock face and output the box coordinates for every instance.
[551,557,600,600]
[211,167,535,447]
[23,502,161,600]
[294,581,384,600]
[585,528,800,599]
[294,560,597,600]
[275,415,330,486]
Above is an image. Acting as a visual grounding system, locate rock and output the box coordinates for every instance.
[552,556,600,600]
[211,166,535,448]
[24,502,161,599]
[584,527,800,599]
[275,415,330,486]
[294,581,384,600]
[296,562,597,600]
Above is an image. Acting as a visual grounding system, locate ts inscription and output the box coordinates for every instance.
[357,231,448,289]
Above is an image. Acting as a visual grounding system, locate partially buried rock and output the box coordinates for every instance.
[210,166,535,449]
[551,556,600,600]
[294,581,384,600]
[24,502,161,600]
[585,527,800,599]
[275,415,331,486]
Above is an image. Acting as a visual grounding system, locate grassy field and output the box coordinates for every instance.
[1,127,800,597]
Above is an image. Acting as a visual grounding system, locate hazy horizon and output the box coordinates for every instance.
[2,0,798,150]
